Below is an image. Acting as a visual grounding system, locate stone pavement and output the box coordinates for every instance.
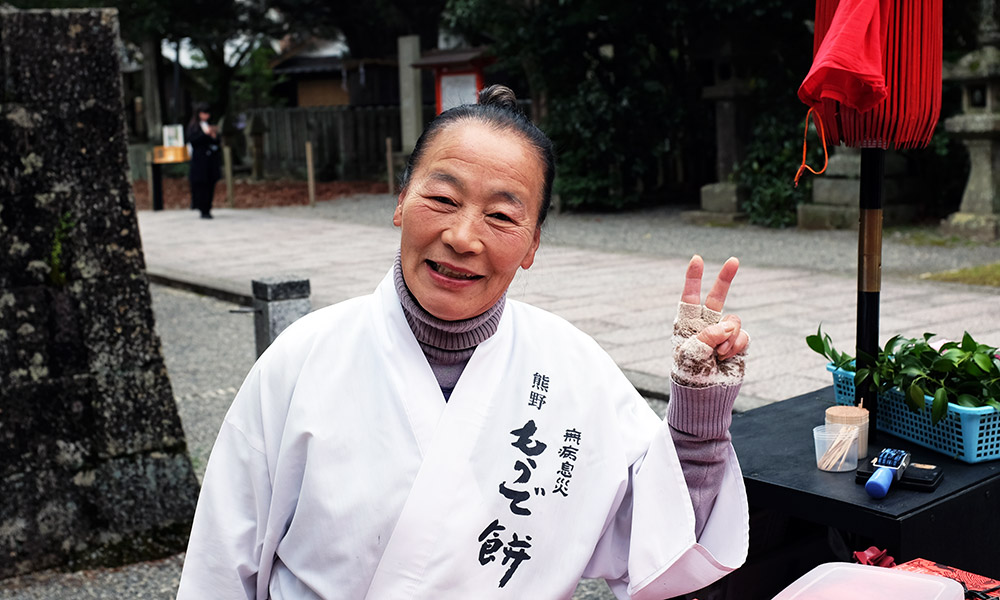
[137,195,1000,412]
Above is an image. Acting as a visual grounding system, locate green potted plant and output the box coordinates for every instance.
[806,326,1000,463]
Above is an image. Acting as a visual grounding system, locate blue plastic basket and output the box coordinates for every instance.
[829,364,1000,463]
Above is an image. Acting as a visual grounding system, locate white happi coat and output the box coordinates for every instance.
[177,271,748,600]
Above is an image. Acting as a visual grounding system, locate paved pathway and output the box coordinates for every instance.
[138,196,1000,411]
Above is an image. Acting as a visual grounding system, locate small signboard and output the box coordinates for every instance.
[162,124,185,148]
[440,73,478,112]
[410,47,495,115]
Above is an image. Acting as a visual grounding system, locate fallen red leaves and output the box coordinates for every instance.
[132,178,389,211]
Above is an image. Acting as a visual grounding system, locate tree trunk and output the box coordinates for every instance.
[141,37,164,143]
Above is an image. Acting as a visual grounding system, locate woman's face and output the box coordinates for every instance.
[393,121,544,321]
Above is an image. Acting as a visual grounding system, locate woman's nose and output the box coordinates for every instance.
[441,215,485,254]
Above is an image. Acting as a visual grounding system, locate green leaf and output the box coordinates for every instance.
[806,334,826,357]
[973,352,993,372]
[930,358,955,373]
[955,394,979,408]
[965,361,985,378]
[962,331,976,351]
[901,367,924,378]
[941,348,966,363]
[932,388,949,424]
[985,398,1000,412]
[906,383,926,412]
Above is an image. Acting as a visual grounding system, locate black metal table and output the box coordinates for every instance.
[730,386,1000,578]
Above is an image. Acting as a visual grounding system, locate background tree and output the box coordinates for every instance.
[265,0,447,57]
[446,0,817,211]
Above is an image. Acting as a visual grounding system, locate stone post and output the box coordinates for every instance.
[252,276,311,358]
[0,7,199,576]
[398,35,423,155]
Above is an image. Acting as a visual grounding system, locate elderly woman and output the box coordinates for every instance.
[177,86,749,599]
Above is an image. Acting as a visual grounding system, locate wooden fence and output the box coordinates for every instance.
[244,105,434,180]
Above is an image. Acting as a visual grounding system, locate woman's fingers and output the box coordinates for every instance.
[704,257,739,312]
[697,315,744,360]
[681,255,704,305]
[682,255,746,360]
[726,331,750,360]
[697,320,737,349]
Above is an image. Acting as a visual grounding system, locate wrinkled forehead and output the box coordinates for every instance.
[423,122,541,186]
[418,120,544,181]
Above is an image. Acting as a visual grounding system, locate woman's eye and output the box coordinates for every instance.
[489,212,514,223]
[430,196,454,205]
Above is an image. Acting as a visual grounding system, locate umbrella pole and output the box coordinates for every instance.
[857,148,884,441]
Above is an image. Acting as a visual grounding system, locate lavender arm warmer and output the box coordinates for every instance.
[668,300,747,538]
[667,381,740,538]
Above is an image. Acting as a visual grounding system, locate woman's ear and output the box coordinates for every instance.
[520,226,542,270]
[392,192,405,227]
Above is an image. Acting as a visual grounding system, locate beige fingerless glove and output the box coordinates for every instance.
[671,301,748,388]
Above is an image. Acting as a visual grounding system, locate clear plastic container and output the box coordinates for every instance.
[813,424,858,472]
[773,562,963,600]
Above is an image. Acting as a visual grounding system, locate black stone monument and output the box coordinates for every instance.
[0,8,199,577]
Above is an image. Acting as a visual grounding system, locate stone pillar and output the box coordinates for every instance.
[0,8,199,576]
[398,35,423,155]
[140,38,163,144]
[682,49,749,225]
[252,276,311,358]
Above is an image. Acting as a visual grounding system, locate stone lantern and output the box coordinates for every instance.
[682,42,749,225]
[942,0,1000,241]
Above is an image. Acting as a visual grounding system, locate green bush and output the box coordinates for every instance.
[732,112,817,228]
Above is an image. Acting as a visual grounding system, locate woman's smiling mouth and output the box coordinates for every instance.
[427,260,482,280]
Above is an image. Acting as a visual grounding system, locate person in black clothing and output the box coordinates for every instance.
[187,102,221,219]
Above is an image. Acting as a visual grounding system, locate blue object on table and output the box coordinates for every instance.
[865,448,911,499]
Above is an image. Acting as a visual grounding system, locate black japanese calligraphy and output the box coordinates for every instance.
[498,482,532,516]
[478,519,506,565]
[477,519,533,588]
[500,420,549,517]
[552,428,583,497]
[553,476,570,497]
[500,533,532,587]
[512,458,537,483]
[532,372,550,392]
[558,445,579,460]
[510,420,547,456]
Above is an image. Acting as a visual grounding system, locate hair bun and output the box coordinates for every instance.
[478,85,518,111]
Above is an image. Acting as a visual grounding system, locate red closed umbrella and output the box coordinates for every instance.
[796,0,942,433]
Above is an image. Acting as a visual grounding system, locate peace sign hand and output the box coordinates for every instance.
[672,255,749,388]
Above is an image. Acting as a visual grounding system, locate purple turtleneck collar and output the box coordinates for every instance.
[393,252,505,398]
